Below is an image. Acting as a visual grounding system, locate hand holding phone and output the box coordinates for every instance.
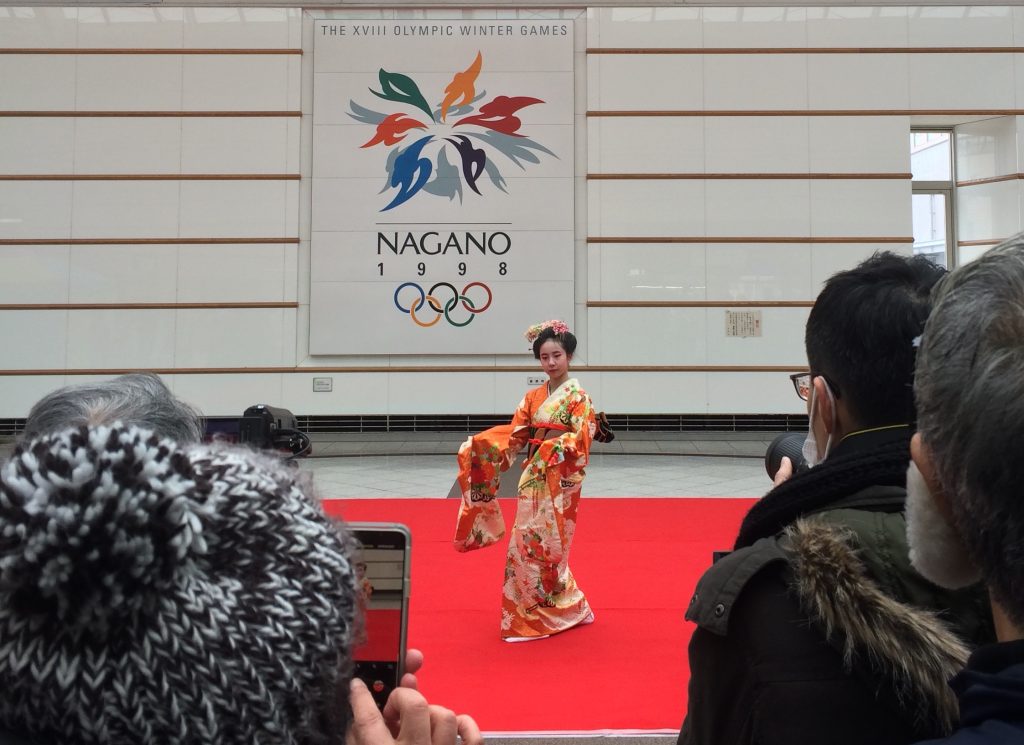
[348,679,483,745]
[348,523,412,710]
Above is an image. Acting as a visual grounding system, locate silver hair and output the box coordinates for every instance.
[914,233,1024,624]
[22,373,204,444]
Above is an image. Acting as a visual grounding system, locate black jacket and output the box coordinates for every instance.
[915,640,1024,744]
[679,427,994,745]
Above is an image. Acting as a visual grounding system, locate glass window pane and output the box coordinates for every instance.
[910,132,951,181]
[912,192,948,268]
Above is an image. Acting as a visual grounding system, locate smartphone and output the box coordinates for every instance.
[348,522,411,709]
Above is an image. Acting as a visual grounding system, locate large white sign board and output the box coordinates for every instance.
[311,20,575,355]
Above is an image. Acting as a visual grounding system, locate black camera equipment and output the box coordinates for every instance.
[239,404,311,458]
[764,432,808,481]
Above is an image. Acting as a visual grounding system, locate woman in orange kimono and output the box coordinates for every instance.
[454,320,596,641]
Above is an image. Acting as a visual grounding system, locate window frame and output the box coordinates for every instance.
[910,127,957,268]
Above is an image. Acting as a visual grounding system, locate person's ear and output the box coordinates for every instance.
[812,376,835,435]
[910,432,955,521]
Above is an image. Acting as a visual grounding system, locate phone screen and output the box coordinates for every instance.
[349,524,410,709]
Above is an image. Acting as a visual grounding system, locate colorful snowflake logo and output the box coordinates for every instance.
[349,52,557,211]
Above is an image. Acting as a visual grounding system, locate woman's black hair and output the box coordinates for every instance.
[532,327,578,359]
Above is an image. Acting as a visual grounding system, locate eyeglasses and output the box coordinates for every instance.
[790,372,841,402]
[789,372,812,401]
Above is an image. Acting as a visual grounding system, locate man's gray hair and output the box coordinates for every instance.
[915,234,1024,625]
[22,373,204,444]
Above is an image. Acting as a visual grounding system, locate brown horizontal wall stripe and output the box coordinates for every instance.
[0,365,807,376]
[0,111,302,118]
[0,238,299,246]
[959,239,1004,247]
[589,173,911,180]
[956,173,1023,188]
[1,48,302,55]
[0,174,301,181]
[588,109,1024,117]
[588,46,1024,55]
[588,236,913,244]
[0,303,298,310]
[587,301,812,308]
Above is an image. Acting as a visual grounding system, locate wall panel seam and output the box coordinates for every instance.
[0,303,299,310]
[587,47,1024,55]
[0,365,809,376]
[0,48,303,55]
[588,173,911,180]
[0,111,302,117]
[0,238,300,246]
[586,236,913,244]
[0,174,301,181]
[587,110,1024,117]
[587,301,813,307]
[957,173,1024,188]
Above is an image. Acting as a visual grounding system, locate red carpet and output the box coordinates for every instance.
[324,498,755,734]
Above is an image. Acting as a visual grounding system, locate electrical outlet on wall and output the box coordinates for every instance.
[527,376,546,386]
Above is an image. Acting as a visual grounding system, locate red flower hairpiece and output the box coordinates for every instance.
[524,320,570,344]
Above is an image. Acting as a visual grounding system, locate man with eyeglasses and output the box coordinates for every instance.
[679,253,994,745]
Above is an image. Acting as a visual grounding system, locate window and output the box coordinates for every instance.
[910,130,954,269]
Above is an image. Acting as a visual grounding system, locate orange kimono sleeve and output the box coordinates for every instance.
[452,393,534,552]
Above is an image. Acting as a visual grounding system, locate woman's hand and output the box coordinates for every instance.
[347,679,483,745]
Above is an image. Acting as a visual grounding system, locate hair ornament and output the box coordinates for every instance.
[524,319,570,344]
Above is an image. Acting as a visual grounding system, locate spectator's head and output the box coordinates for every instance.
[909,235,1024,630]
[803,252,945,460]
[0,425,356,744]
[22,373,204,444]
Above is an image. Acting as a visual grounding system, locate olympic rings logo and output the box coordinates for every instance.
[393,282,493,328]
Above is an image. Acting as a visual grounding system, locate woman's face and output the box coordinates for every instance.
[538,339,571,381]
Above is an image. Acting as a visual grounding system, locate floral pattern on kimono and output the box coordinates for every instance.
[454,378,596,639]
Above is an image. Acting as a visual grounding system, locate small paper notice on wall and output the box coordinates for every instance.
[725,310,763,338]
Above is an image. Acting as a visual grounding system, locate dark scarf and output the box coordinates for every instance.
[734,429,912,550]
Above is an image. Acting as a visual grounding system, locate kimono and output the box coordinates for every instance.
[454,378,596,639]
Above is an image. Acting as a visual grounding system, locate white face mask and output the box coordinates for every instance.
[905,460,981,589]
[802,378,836,468]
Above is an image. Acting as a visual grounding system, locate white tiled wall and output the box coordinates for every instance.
[587,117,704,173]
[908,6,1014,47]
[957,180,1021,243]
[1,6,1021,419]
[805,8,909,47]
[807,54,910,109]
[704,117,810,173]
[955,117,1017,183]
[909,54,1016,110]
[0,7,302,419]
[0,119,75,173]
[584,5,1019,418]
[955,115,1024,255]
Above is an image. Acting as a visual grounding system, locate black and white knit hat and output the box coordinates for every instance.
[0,425,357,745]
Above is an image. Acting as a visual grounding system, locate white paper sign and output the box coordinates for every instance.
[725,310,763,338]
[311,20,575,354]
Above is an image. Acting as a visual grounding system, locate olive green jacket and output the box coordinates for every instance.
[681,486,993,745]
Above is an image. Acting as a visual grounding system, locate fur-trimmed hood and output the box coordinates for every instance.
[785,517,970,734]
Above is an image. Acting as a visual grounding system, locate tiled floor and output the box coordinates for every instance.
[0,432,778,499]
[301,432,776,499]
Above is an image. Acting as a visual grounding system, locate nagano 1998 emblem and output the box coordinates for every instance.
[350,52,557,211]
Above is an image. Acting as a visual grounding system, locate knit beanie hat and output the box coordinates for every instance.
[0,425,357,745]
